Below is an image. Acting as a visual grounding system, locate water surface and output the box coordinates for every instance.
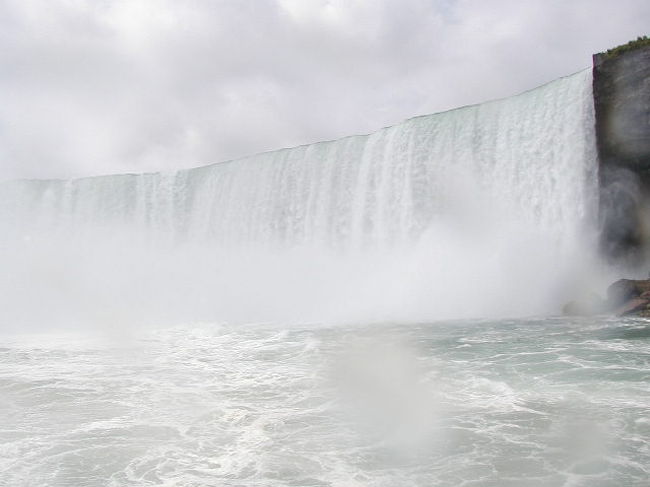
[1,317,648,486]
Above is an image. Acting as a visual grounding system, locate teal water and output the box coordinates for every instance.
[1,317,648,486]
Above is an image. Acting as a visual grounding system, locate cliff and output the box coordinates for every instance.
[593,39,650,263]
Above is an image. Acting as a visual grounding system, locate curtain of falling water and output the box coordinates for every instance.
[0,70,600,327]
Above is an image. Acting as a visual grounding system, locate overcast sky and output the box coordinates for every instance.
[0,0,648,180]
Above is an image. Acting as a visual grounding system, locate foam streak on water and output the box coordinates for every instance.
[1,318,649,486]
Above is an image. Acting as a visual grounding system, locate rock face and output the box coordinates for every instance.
[593,44,650,263]
[614,297,649,317]
[606,278,650,305]
[607,279,650,317]
[593,46,650,170]
[564,278,650,317]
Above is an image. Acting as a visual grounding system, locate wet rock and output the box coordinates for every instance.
[606,279,650,306]
[638,308,650,318]
[614,297,650,316]
[607,279,640,305]
[593,43,650,263]
[564,278,650,317]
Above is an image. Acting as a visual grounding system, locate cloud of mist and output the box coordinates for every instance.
[0,0,648,180]
[0,187,604,332]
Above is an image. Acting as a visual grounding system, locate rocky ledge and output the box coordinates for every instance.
[563,279,650,317]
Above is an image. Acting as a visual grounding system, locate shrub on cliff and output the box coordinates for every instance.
[602,35,650,59]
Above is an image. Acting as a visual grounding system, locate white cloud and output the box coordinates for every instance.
[0,0,648,180]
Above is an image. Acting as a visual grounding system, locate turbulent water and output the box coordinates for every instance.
[1,318,649,487]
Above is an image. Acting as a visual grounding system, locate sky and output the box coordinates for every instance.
[0,0,648,181]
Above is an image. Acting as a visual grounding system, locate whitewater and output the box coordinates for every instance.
[0,69,648,486]
[1,318,649,486]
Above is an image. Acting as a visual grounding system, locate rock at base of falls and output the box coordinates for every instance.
[563,278,650,317]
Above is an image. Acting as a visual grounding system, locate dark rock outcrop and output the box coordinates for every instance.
[593,45,650,171]
[593,43,650,263]
[564,278,650,317]
[614,297,649,316]
[606,278,650,316]
[606,278,650,306]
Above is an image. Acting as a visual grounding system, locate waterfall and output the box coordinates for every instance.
[0,69,599,327]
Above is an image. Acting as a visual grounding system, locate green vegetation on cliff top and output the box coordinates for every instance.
[601,36,650,59]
